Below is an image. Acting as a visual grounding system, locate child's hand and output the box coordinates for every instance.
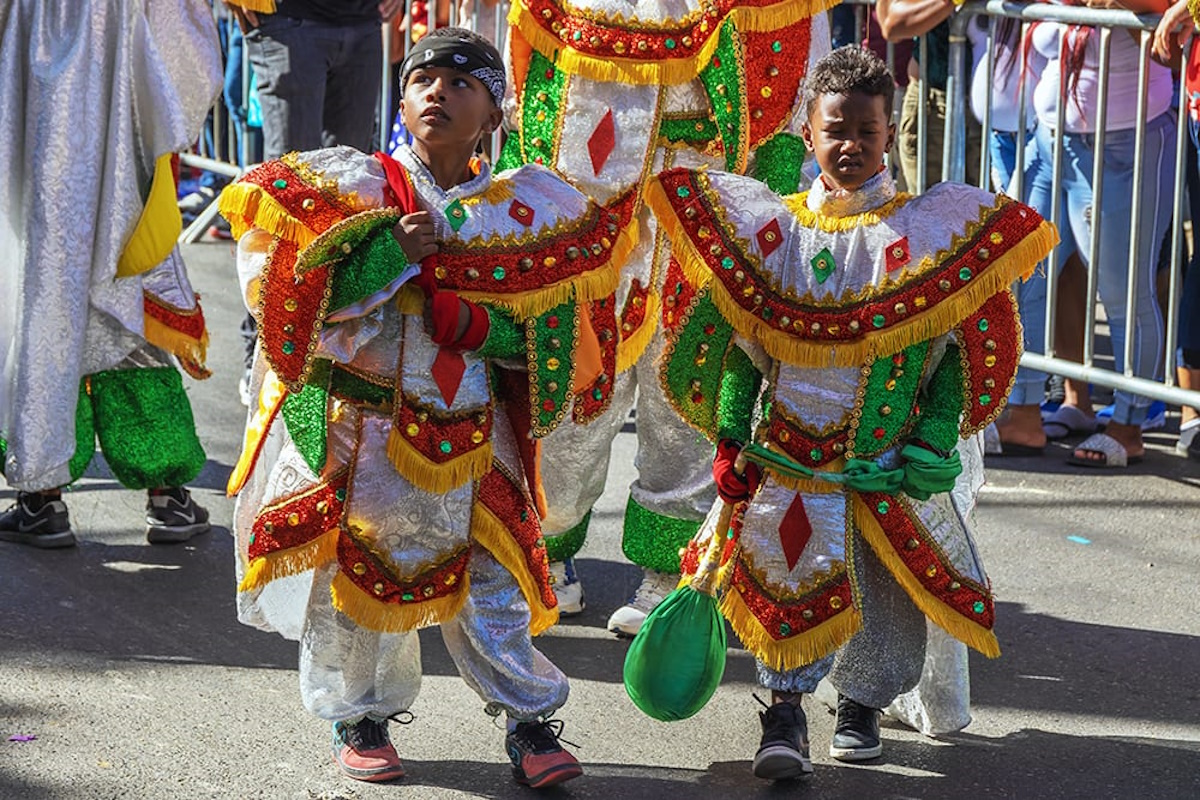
[392,211,438,264]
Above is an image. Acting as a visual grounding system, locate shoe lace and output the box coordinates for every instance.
[342,712,413,751]
[835,695,878,734]
[513,718,579,753]
[753,693,802,741]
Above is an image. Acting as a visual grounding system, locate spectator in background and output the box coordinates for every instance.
[877,0,984,189]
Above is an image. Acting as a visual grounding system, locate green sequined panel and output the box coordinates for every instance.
[546,509,591,562]
[699,22,746,172]
[851,342,929,458]
[503,51,566,170]
[526,301,577,435]
[282,379,330,475]
[715,344,762,444]
[475,306,526,360]
[89,367,205,489]
[913,345,966,454]
[752,133,807,196]
[329,365,392,407]
[622,495,702,573]
[328,227,408,314]
[660,116,719,146]
[661,292,735,441]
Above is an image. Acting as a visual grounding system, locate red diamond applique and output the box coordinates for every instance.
[885,236,911,273]
[779,495,814,572]
[588,109,616,176]
[431,348,466,406]
[509,200,535,227]
[756,218,783,257]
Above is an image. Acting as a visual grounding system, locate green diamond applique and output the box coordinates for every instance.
[810,248,836,284]
[444,199,468,232]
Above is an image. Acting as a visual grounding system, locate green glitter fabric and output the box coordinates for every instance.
[329,365,392,407]
[329,226,408,315]
[475,306,525,360]
[752,133,807,195]
[716,344,762,444]
[661,293,735,440]
[911,345,966,455]
[282,379,329,475]
[660,116,719,146]
[699,23,746,172]
[852,342,929,458]
[546,509,591,561]
[504,51,565,170]
[622,495,702,573]
[527,301,577,432]
[89,367,205,489]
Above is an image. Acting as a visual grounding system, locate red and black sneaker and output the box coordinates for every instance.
[505,719,583,788]
[331,716,406,782]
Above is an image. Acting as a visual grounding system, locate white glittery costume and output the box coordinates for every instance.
[644,165,1056,709]
[500,0,833,572]
[223,143,634,722]
[0,0,220,490]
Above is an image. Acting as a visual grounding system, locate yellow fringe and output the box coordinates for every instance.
[721,586,862,672]
[230,0,276,12]
[783,192,914,232]
[615,290,661,373]
[459,260,620,319]
[471,504,560,636]
[238,528,339,593]
[508,0,839,86]
[143,315,210,378]
[118,154,182,278]
[218,182,319,248]
[330,569,470,633]
[766,470,844,494]
[647,177,1058,368]
[852,495,1001,658]
[227,372,288,496]
[385,426,493,494]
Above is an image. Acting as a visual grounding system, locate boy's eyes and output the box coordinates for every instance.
[411,73,473,89]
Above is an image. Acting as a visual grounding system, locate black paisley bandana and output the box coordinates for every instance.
[400,31,506,107]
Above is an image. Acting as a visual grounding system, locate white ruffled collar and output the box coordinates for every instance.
[805,168,896,218]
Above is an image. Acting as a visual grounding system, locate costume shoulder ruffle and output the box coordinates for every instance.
[645,167,1057,368]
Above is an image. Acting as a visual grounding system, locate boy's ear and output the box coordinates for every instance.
[800,122,813,152]
[887,122,897,154]
[484,106,504,135]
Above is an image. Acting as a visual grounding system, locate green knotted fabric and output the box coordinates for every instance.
[623,585,727,721]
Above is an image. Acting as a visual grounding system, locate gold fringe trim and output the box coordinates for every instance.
[471,503,560,636]
[647,178,1058,368]
[765,470,844,494]
[218,182,319,248]
[238,528,339,593]
[721,585,862,672]
[230,0,276,12]
[228,372,288,496]
[385,426,493,494]
[616,290,661,373]
[783,192,914,232]
[852,496,1001,658]
[508,0,839,86]
[330,569,471,633]
[143,315,210,380]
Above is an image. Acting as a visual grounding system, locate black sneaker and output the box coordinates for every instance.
[829,694,883,761]
[0,492,75,549]
[505,719,583,788]
[752,697,813,780]
[146,487,210,544]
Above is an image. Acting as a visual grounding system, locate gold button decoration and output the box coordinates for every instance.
[925,564,939,578]
[546,357,560,370]
[949,581,962,591]
[341,242,353,254]
[406,423,420,436]
[301,198,315,210]
[353,562,367,576]
[880,405,892,416]
[990,231,1004,244]
[894,302,907,315]
[263,521,274,534]
[939,279,952,291]
[614,41,627,54]
[543,256,556,267]
[905,538,919,550]
[316,500,329,514]
[829,596,843,609]
[985,339,997,351]
[760,86,772,98]
[444,573,457,585]
[985,355,997,367]
[287,513,300,526]
[284,298,298,312]
[471,430,485,444]
[373,582,385,595]
[465,268,479,280]
[849,320,860,332]
[435,266,447,279]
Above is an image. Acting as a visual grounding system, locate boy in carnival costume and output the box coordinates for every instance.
[643,46,1056,779]
[220,28,635,788]
[501,0,836,632]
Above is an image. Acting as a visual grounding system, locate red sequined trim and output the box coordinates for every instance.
[477,468,555,609]
[338,536,471,607]
[659,169,1045,344]
[745,22,811,146]
[573,297,619,424]
[259,239,334,387]
[767,411,850,470]
[250,469,350,560]
[143,292,206,340]
[620,278,651,338]
[517,0,787,62]
[661,257,699,333]
[395,394,493,465]
[860,492,995,629]
[237,160,356,236]
[431,190,636,298]
[729,559,852,641]
[958,290,1021,431]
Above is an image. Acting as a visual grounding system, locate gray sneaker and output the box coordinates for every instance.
[146,487,210,544]
[752,698,813,780]
[0,492,75,549]
[829,694,883,761]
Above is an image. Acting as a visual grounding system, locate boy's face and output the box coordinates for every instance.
[400,65,502,157]
[801,91,895,193]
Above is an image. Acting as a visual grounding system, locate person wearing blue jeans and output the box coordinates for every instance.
[1009,115,1174,465]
